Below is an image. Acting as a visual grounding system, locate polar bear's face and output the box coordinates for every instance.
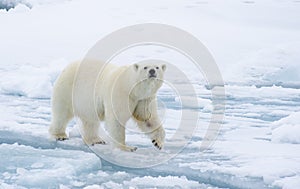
[130,62,166,99]
[133,63,166,81]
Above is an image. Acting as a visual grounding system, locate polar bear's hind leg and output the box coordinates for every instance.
[49,108,73,141]
[81,119,106,145]
[49,62,77,141]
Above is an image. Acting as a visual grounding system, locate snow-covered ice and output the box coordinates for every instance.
[1,0,300,188]
[272,112,300,144]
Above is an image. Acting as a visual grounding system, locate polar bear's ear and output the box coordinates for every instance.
[134,64,139,71]
[162,64,166,72]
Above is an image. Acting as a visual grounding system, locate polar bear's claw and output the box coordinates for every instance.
[131,147,138,152]
[97,141,106,144]
[52,133,68,141]
[119,145,137,152]
[57,137,68,141]
[152,139,163,150]
[92,140,106,146]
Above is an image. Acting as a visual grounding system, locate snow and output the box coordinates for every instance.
[274,176,300,189]
[0,143,101,188]
[123,176,206,188]
[0,0,30,11]
[272,112,300,144]
[1,0,300,188]
[227,43,300,87]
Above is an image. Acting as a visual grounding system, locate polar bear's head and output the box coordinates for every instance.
[129,61,166,99]
[133,63,166,81]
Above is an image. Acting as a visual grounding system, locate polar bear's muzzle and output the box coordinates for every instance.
[148,69,157,78]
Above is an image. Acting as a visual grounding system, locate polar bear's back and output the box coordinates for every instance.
[52,59,133,123]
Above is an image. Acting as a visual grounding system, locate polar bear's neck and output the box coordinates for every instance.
[129,79,161,101]
[115,66,163,101]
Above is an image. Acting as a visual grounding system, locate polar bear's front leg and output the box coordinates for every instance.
[137,120,165,150]
[81,119,106,145]
[150,126,165,150]
[105,117,137,152]
[133,98,165,150]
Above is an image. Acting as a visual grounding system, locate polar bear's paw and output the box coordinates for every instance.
[84,137,106,146]
[150,128,165,150]
[127,146,138,152]
[152,139,163,150]
[119,145,138,152]
[52,133,68,141]
[91,140,106,146]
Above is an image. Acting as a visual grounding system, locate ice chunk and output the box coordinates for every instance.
[272,112,300,144]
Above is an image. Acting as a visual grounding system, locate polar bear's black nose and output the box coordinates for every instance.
[149,69,155,75]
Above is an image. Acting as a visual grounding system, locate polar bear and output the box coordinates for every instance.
[49,60,166,151]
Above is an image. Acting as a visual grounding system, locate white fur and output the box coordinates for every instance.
[49,60,166,151]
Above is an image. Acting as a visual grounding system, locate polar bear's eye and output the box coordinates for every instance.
[156,67,159,69]
[144,66,148,70]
